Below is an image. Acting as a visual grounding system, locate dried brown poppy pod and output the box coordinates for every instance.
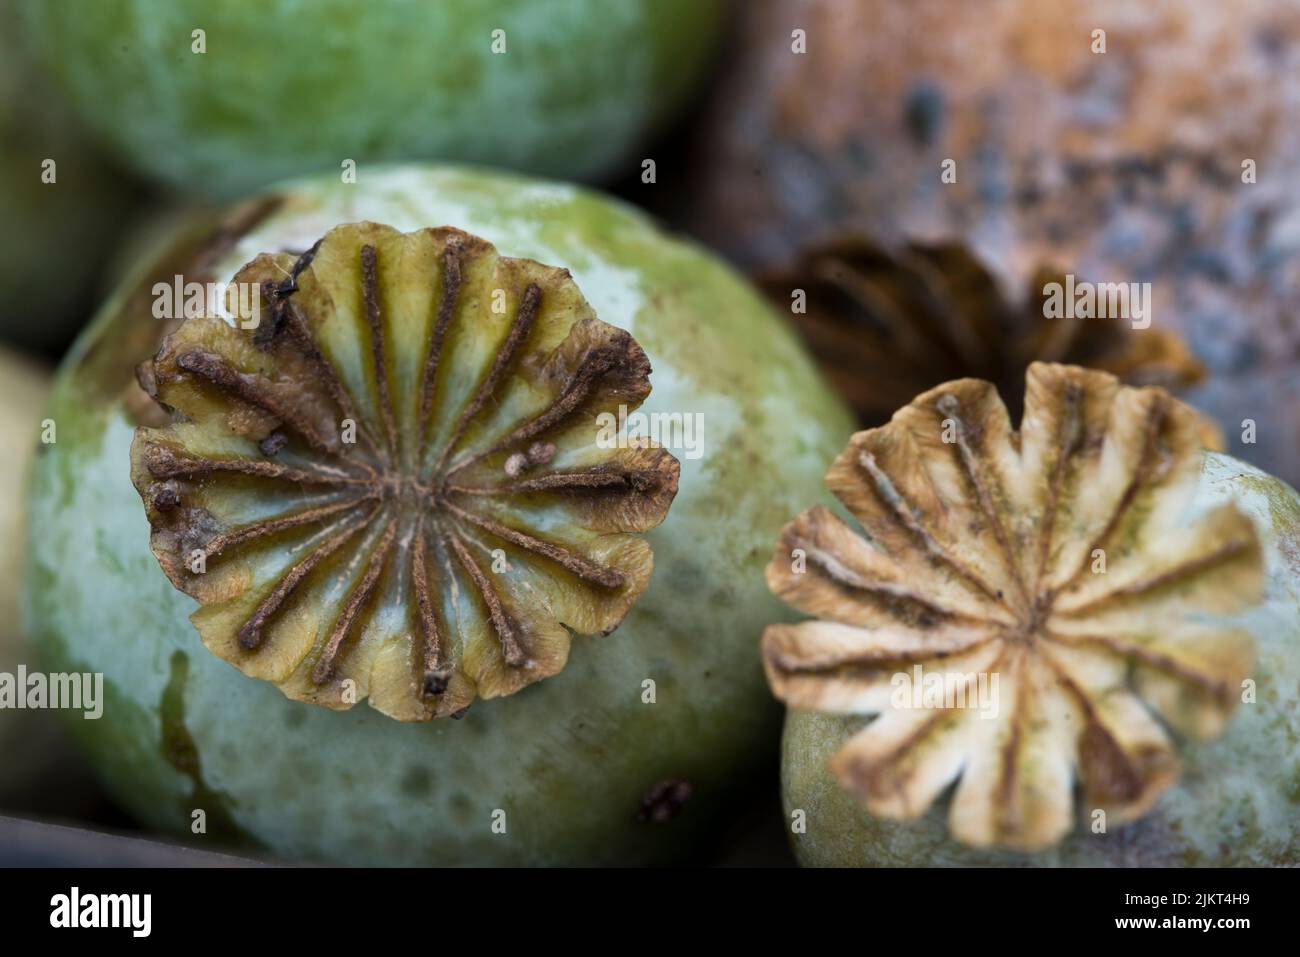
[130,222,679,721]
[682,0,1300,484]
[764,362,1267,854]
[758,236,1218,443]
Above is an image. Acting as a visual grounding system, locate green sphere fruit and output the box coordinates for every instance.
[18,0,726,198]
[23,165,853,865]
[780,448,1300,867]
[0,0,144,354]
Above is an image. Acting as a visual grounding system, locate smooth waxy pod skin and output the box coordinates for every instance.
[0,347,79,805]
[771,366,1300,865]
[17,0,726,197]
[24,166,853,865]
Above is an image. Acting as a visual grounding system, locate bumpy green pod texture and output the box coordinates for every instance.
[782,453,1300,866]
[24,165,853,865]
[17,0,726,197]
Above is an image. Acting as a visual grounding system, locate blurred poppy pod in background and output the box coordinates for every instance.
[679,0,1300,484]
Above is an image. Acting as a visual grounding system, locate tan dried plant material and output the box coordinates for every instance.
[131,222,679,721]
[760,238,1221,447]
[763,362,1262,851]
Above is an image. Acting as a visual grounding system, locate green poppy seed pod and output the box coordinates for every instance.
[21,165,854,865]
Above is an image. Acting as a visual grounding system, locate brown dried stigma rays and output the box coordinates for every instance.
[131,223,679,721]
[763,363,1262,851]
[760,238,1209,432]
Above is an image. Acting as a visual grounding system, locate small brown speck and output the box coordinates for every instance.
[259,431,289,456]
[637,779,692,823]
[504,452,529,477]
[527,441,556,466]
[153,487,181,511]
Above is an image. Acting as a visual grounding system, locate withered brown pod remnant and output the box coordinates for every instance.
[759,237,1213,435]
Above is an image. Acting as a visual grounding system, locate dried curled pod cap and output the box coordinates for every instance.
[763,362,1263,851]
[130,222,679,721]
[759,237,1218,444]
